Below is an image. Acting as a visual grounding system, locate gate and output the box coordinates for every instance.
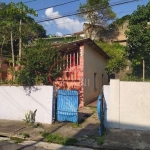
[97,94,103,135]
[56,89,78,123]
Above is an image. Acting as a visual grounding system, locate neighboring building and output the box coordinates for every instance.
[113,21,128,46]
[53,38,109,108]
[83,21,128,46]
[0,57,9,80]
[72,31,85,38]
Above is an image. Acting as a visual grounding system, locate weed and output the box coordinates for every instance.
[23,109,37,123]
[41,132,78,146]
[88,106,97,113]
[10,137,24,143]
[32,123,43,128]
[96,129,109,145]
[70,123,82,128]
[96,136,105,145]
[22,133,30,138]
[86,135,97,139]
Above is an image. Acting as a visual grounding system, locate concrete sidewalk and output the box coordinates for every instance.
[0,106,150,150]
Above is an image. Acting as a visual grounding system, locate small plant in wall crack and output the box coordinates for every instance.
[23,109,37,123]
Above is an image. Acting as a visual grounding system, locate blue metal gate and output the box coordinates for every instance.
[56,89,78,123]
[97,94,103,135]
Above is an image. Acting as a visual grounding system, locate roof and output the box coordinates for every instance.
[60,38,110,60]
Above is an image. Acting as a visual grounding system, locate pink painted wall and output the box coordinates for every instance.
[54,44,84,108]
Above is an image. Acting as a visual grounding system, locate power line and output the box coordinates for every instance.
[24,0,37,4]
[36,0,139,23]
[40,10,133,28]
[35,0,79,12]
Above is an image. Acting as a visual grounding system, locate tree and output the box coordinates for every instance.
[126,2,150,80]
[97,42,127,75]
[78,0,116,39]
[17,39,62,85]
[0,2,46,81]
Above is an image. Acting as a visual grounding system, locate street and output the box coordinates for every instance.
[0,140,93,150]
[0,141,47,150]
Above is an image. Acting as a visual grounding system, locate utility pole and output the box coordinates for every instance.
[143,59,145,81]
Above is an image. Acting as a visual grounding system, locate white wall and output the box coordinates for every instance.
[84,43,108,105]
[0,86,54,124]
[104,80,150,131]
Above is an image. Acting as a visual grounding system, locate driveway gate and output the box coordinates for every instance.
[56,89,78,123]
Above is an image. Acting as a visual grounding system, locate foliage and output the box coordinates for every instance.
[96,136,105,145]
[69,123,82,128]
[0,2,46,60]
[115,15,130,26]
[121,74,143,81]
[97,42,127,75]
[41,132,78,146]
[96,129,108,145]
[126,2,150,78]
[24,109,37,123]
[78,0,116,26]
[17,39,62,85]
[22,133,30,138]
[78,0,116,39]
[10,137,24,143]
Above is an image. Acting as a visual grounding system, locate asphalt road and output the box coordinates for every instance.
[0,141,93,150]
[0,141,48,150]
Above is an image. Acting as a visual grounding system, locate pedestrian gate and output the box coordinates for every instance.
[97,94,103,136]
[57,89,78,123]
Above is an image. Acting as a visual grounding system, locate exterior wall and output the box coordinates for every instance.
[104,79,150,131]
[0,63,8,80]
[113,21,128,46]
[84,43,108,105]
[54,46,84,108]
[0,86,54,124]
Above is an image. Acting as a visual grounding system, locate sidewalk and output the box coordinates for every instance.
[0,106,150,150]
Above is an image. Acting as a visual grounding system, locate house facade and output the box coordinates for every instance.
[0,57,9,80]
[53,38,109,108]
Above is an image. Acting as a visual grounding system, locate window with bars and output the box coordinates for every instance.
[54,48,80,71]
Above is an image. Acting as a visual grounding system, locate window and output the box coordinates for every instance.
[94,73,97,90]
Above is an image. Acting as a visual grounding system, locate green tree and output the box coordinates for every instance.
[97,42,127,75]
[126,2,150,80]
[78,0,116,38]
[17,39,61,85]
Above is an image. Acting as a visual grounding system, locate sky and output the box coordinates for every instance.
[3,0,150,36]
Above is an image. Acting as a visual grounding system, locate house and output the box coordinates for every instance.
[83,21,128,46]
[53,38,109,108]
[0,57,9,80]
[113,20,128,46]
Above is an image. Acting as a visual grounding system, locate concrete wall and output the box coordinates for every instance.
[84,43,108,105]
[0,86,54,124]
[104,79,150,130]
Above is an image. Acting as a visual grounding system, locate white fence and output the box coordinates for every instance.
[104,79,150,131]
[0,86,54,124]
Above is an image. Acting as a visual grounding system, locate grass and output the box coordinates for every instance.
[22,133,30,138]
[41,132,78,146]
[69,123,82,128]
[96,136,105,145]
[10,137,24,143]
[96,129,109,145]
[88,106,97,113]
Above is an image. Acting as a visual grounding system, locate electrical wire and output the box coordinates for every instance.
[35,0,79,12]
[24,0,37,4]
[35,0,140,23]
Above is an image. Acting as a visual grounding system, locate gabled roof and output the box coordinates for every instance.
[60,38,110,60]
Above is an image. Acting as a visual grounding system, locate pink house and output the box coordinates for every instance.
[52,38,109,108]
